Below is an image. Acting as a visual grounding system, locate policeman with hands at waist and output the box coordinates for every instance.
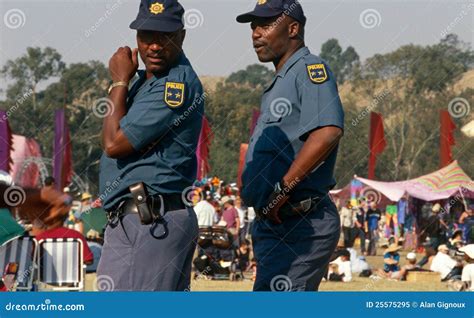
[236,0,345,291]
[97,0,204,291]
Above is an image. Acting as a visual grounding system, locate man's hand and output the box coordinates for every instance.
[262,191,289,224]
[109,46,139,83]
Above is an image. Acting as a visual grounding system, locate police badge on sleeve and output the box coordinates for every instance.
[164,82,185,108]
[307,64,328,84]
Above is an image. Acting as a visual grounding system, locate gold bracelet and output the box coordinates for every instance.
[107,81,129,94]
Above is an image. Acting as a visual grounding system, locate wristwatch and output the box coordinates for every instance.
[107,81,129,94]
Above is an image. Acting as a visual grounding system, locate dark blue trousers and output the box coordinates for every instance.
[252,197,340,291]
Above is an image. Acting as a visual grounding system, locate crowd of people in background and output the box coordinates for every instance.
[1,171,473,291]
[333,195,474,290]
[192,176,257,281]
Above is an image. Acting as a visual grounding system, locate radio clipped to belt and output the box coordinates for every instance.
[129,182,168,239]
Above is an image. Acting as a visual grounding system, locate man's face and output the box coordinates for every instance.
[250,15,291,63]
[136,29,185,74]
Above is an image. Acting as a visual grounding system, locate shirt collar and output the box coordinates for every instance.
[141,52,188,85]
[277,46,310,77]
[264,46,310,92]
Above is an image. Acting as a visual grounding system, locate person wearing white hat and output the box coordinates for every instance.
[459,244,474,291]
[393,252,418,281]
[430,244,462,281]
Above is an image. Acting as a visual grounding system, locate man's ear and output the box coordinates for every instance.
[288,21,300,39]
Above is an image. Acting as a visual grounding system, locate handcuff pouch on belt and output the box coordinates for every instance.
[129,182,168,239]
[129,182,161,225]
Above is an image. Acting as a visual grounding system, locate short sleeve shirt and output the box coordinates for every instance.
[99,53,204,211]
[241,47,344,210]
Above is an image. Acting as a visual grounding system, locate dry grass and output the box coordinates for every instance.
[84,249,451,292]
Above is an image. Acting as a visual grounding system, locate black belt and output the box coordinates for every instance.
[106,193,185,220]
[257,196,322,221]
[105,193,185,240]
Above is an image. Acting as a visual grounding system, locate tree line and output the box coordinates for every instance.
[1,34,472,193]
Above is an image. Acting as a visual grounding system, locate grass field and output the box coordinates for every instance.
[84,249,451,292]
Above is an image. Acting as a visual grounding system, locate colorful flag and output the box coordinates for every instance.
[439,110,456,168]
[0,112,13,173]
[196,116,213,180]
[250,109,260,137]
[237,143,248,190]
[368,112,386,179]
[53,109,73,190]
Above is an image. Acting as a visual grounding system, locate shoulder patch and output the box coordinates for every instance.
[164,82,185,108]
[307,64,328,84]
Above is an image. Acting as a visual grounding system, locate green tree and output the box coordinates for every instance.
[348,35,474,181]
[1,47,65,110]
[320,38,360,83]
[225,64,273,88]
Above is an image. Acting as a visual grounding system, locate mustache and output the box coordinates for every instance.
[253,41,266,48]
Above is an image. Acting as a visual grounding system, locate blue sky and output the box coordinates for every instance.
[0,0,472,96]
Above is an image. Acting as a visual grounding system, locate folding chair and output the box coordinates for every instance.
[36,238,84,291]
[0,236,37,291]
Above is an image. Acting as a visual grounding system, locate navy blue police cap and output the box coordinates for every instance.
[236,0,306,25]
[130,0,184,32]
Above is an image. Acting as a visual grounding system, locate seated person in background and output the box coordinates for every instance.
[34,215,94,265]
[459,244,474,291]
[85,230,103,273]
[235,240,250,271]
[347,247,371,274]
[0,174,71,233]
[430,244,462,281]
[392,252,419,280]
[231,240,251,280]
[328,249,352,282]
[0,179,93,264]
[379,243,401,278]
[449,229,465,252]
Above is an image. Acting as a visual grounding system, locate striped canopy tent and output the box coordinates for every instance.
[354,160,473,202]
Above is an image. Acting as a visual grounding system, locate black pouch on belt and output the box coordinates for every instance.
[129,182,161,225]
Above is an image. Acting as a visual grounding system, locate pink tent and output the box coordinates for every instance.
[331,161,473,205]
[11,135,42,188]
[355,161,473,202]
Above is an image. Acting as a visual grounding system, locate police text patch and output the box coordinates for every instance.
[164,82,185,108]
[307,64,328,84]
